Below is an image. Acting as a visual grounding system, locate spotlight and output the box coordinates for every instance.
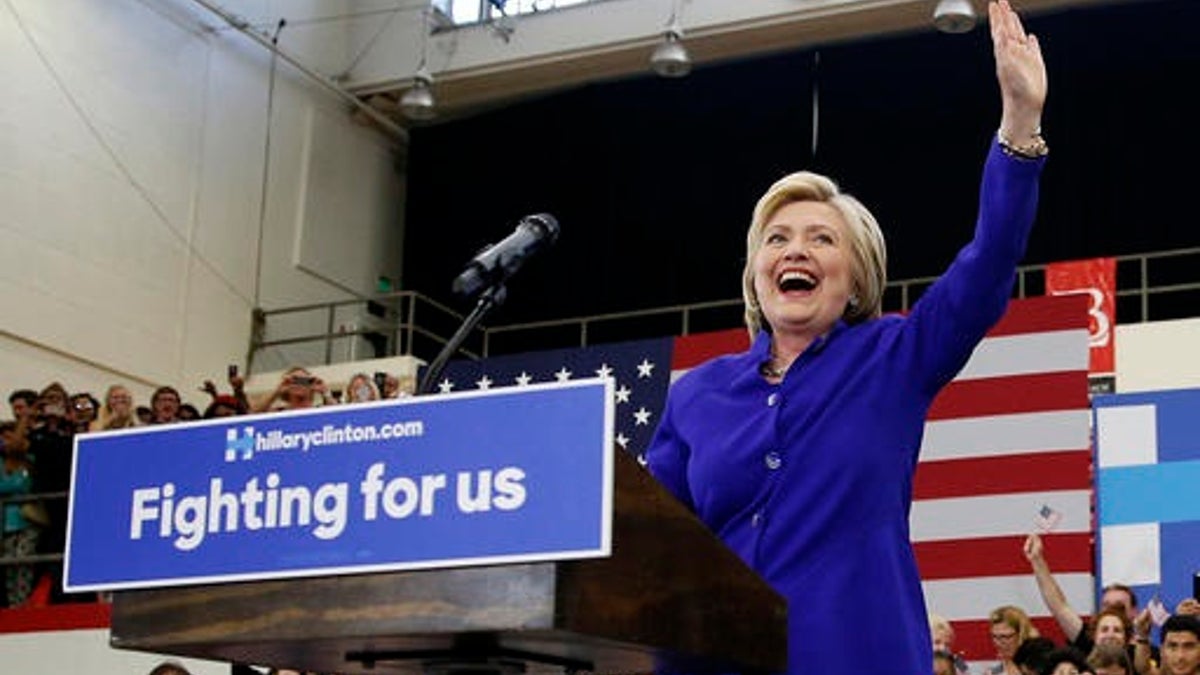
[651,25,691,78]
[933,0,977,34]
[400,67,436,121]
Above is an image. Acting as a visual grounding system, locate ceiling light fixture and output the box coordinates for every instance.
[400,8,437,121]
[933,0,977,34]
[650,0,691,78]
[400,65,436,121]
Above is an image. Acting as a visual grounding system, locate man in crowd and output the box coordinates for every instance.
[1160,615,1200,675]
[7,389,37,424]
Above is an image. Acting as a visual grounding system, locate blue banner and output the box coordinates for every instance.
[65,379,613,591]
[1094,388,1200,612]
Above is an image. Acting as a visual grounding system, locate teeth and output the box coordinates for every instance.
[779,271,816,284]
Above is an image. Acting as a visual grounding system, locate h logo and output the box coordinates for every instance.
[225,427,255,462]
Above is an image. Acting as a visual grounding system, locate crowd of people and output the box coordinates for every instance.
[929,534,1200,675]
[0,366,415,608]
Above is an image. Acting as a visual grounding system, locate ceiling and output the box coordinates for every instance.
[357,0,1122,126]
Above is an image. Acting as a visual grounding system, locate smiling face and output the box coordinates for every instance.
[106,386,133,418]
[1163,629,1200,675]
[1095,614,1128,647]
[741,171,887,339]
[752,200,856,343]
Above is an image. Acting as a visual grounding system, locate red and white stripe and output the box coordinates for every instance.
[916,295,1093,665]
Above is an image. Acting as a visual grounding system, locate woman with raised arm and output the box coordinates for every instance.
[645,2,1049,673]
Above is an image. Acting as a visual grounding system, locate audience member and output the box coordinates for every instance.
[93,384,138,431]
[387,372,416,398]
[1090,642,1135,675]
[26,382,75,602]
[147,661,192,675]
[1177,599,1200,618]
[149,386,182,425]
[1159,615,1200,675]
[1026,533,1141,645]
[203,395,242,419]
[136,405,153,425]
[8,389,37,424]
[200,370,250,416]
[990,605,1041,675]
[1041,647,1093,675]
[934,651,958,675]
[344,372,380,404]
[69,392,99,433]
[1016,637,1060,675]
[254,367,328,412]
[1089,606,1135,650]
[178,403,200,421]
[1,420,39,607]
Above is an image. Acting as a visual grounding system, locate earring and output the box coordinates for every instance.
[848,294,860,308]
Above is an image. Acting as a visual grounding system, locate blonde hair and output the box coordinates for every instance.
[989,605,1039,642]
[93,384,139,431]
[929,612,955,640]
[741,171,887,338]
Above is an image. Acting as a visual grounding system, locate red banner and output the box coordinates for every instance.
[1045,258,1116,377]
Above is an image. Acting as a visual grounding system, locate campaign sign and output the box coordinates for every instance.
[64,379,613,592]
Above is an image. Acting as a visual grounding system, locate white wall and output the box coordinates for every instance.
[1115,317,1200,393]
[0,0,404,402]
[0,628,227,675]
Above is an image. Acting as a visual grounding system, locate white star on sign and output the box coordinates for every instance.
[475,375,493,390]
[616,432,630,449]
[514,372,532,386]
[614,385,632,404]
[633,406,652,426]
[438,379,455,393]
[595,363,614,379]
[555,367,572,382]
[636,359,655,379]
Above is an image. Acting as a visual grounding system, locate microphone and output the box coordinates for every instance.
[452,213,560,298]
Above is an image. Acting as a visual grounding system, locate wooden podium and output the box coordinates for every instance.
[109,450,786,674]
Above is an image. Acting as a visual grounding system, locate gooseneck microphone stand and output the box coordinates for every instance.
[417,283,507,395]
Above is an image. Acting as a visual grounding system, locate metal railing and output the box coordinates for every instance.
[250,247,1200,367]
[0,491,67,567]
[251,290,480,370]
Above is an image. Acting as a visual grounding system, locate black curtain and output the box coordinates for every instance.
[404,0,1200,327]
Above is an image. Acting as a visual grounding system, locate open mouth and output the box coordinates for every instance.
[778,270,818,292]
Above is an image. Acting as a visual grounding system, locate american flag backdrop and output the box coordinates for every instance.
[913,294,1092,668]
[431,295,1092,669]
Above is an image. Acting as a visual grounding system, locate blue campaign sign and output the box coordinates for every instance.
[64,379,614,592]
[1093,388,1200,612]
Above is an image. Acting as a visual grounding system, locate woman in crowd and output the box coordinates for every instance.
[1088,642,1134,675]
[344,372,380,404]
[0,420,39,607]
[92,384,139,431]
[254,367,329,412]
[990,606,1042,675]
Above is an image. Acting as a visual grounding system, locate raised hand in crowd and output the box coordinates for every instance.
[254,367,327,413]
